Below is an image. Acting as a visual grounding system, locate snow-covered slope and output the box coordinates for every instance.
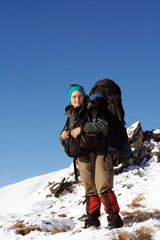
[0,125,160,240]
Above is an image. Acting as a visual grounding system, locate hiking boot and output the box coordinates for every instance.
[107,211,123,229]
[84,209,101,228]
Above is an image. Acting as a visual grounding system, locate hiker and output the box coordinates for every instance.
[60,84,123,229]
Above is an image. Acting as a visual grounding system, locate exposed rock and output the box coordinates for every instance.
[144,129,160,142]
[127,121,143,151]
[143,130,153,141]
[115,122,160,174]
[153,129,160,141]
[46,178,75,198]
[123,210,160,226]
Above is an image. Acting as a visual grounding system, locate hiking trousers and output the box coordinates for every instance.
[77,152,114,196]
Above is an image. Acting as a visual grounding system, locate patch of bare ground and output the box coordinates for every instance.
[113,226,154,240]
[11,219,69,236]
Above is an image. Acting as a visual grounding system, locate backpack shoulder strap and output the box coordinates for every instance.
[63,117,70,131]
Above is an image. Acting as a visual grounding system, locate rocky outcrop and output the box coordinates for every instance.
[152,130,160,141]
[115,122,160,174]
[127,121,143,151]
[46,178,75,198]
[144,129,160,162]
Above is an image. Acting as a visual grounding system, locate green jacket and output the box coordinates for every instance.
[60,96,108,146]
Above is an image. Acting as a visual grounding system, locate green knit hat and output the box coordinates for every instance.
[67,85,86,102]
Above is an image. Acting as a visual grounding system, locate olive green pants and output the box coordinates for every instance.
[78,153,114,196]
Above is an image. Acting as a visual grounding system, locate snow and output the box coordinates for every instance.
[126,121,140,138]
[153,129,160,134]
[0,130,160,239]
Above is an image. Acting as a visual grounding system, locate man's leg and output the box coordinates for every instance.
[95,153,123,229]
[78,158,101,228]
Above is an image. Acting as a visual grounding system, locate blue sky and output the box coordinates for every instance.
[1,0,160,188]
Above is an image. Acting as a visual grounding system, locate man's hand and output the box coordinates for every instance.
[61,130,69,140]
[71,127,81,138]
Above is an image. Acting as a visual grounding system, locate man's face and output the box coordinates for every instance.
[71,90,84,108]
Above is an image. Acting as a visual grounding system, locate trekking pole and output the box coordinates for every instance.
[73,158,78,181]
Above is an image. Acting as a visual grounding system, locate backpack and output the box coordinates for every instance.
[89,79,132,166]
[63,111,104,158]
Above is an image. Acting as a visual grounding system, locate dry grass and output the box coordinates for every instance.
[50,211,56,215]
[152,209,160,216]
[11,220,25,230]
[52,227,66,234]
[11,220,50,236]
[114,230,134,240]
[116,208,160,240]
[121,210,141,216]
[127,195,144,209]
[121,208,160,227]
[116,226,154,240]
[121,209,160,217]
[11,219,67,236]
[15,225,49,236]
[135,226,154,240]
[58,213,67,218]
